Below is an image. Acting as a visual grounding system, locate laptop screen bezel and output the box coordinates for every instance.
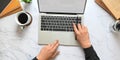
[37,0,87,14]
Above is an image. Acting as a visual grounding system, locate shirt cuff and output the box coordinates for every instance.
[83,46,100,60]
[83,46,95,56]
[33,57,38,60]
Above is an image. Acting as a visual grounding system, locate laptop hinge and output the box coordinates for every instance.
[40,12,82,15]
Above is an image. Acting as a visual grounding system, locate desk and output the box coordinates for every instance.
[0,0,120,60]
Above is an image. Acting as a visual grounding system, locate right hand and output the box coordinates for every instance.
[73,23,91,48]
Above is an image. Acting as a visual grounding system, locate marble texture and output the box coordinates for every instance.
[0,0,120,60]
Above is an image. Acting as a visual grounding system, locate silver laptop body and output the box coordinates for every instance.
[38,0,87,46]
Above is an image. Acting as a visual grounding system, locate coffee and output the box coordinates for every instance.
[18,13,28,24]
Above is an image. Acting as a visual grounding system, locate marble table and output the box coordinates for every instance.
[0,0,120,60]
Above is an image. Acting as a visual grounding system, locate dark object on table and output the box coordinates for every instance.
[0,0,22,18]
[0,0,11,13]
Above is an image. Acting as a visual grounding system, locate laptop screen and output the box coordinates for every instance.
[38,0,87,14]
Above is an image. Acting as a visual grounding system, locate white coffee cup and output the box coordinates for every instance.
[16,11,32,30]
[111,20,120,32]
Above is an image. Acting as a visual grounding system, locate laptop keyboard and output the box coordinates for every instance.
[41,15,81,32]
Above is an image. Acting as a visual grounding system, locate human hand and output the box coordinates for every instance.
[37,40,59,60]
[73,23,91,48]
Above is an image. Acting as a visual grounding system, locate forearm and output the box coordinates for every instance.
[83,46,100,60]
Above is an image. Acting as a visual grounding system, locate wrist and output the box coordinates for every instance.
[81,43,91,48]
[36,56,44,60]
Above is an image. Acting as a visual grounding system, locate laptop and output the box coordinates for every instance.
[38,0,87,46]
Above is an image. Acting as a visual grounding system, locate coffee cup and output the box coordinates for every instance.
[16,11,32,30]
[111,20,120,32]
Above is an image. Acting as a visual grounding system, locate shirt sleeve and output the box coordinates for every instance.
[32,57,38,60]
[83,46,100,60]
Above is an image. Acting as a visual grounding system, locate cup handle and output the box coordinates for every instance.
[20,26,25,30]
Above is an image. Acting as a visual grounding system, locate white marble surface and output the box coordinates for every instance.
[0,0,120,60]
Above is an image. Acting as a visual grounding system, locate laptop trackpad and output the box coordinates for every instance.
[39,31,79,46]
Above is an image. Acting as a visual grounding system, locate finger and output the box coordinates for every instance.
[50,40,59,49]
[73,23,79,34]
[53,40,59,51]
[78,24,82,31]
[82,25,85,29]
[51,40,58,48]
[82,25,86,30]
[52,51,60,58]
[50,41,56,48]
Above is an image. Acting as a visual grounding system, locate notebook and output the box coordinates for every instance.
[0,0,22,18]
[95,0,120,20]
[95,0,114,18]
[0,7,22,18]
[0,0,11,13]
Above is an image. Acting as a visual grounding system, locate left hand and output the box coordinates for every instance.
[36,40,59,60]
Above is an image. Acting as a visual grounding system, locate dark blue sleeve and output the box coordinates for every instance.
[32,57,38,60]
[83,46,100,60]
